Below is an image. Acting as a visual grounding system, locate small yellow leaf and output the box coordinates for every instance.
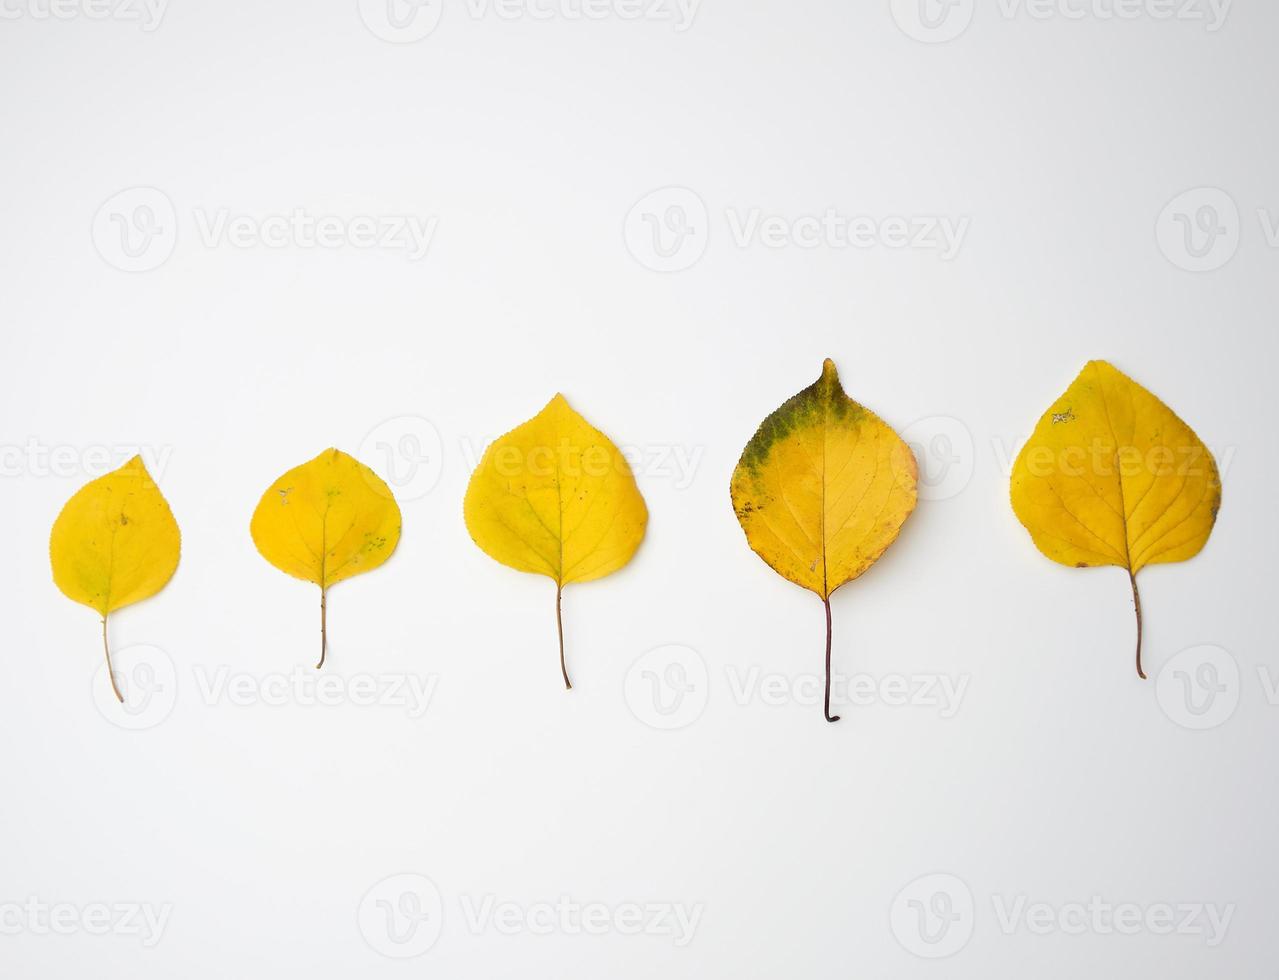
[1011,360,1221,678]
[250,448,401,668]
[463,394,648,689]
[730,359,918,722]
[50,455,181,702]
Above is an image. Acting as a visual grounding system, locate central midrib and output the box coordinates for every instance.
[556,454,564,587]
[1094,367,1133,568]
[821,396,828,598]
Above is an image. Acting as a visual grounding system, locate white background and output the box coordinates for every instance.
[1,1,1275,976]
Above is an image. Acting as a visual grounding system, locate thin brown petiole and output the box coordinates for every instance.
[316,587,327,670]
[1129,570,1145,680]
[102,616,123,703]
[823,595,839,723]
[557,585,571,690]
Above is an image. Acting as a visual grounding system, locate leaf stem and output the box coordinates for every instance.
[102,616,123,703]
[557,585,571,690]
[1129,570,1145,680]
[316,587,327,670]
[823,596,839,723]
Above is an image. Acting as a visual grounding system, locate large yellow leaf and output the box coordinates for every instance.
[250,448,401,669]
[730,358,918,722]
[463,394,648,689]
[1010,360,1221,678]
[49,455,181,702]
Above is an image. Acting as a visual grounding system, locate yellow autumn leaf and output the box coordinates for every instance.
[1010,360,1221,678]
[463,394,648,689]
[49,455,181,702]
[730,358,918,722]
[250,448,401,669]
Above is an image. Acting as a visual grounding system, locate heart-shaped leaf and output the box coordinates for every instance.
[463,394,648,689]
[250,448,401,668]
[1010,360,1221,677]
[730,359,918,722]
[50,456,181,702]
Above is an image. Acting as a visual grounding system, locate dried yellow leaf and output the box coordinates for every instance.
[49,455,181,702]
[730,359,918,722]
[250,448,401,668]
[463,394,648,689]
[1010,360,1221,678]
